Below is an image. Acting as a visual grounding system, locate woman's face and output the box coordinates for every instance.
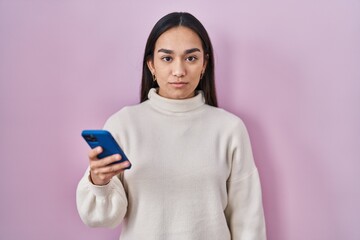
[147,26,207,100]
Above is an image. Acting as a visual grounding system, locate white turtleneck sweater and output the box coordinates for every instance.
[76,88,266,240]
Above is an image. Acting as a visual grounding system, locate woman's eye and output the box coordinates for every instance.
[161,56,172,62]
[186,56,198,62]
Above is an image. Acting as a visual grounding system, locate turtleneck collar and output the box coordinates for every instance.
[147,88,205,113]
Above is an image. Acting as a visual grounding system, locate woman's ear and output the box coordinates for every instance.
[202,54,209,73]
[147,58,155,75]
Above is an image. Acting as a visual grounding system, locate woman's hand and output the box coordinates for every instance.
[88,146,130,186]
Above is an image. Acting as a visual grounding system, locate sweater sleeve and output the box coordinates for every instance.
[224,120,267,239]
[76,169,128,228]
[76,112,129,228]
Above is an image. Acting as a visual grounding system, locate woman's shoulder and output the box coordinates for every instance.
[206,105,245,122]
[103,102,147,127]
[203,105,248,133]
[106,102,146,119]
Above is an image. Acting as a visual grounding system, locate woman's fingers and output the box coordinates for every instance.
[89,161,129,186]
[110,161,130,176]
[100,160,131,174]
[88,147,102,161]
[88,147,130,185]
[91,154,121,167]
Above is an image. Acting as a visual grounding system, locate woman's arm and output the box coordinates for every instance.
[76,146,129,228]
[76,110,131,228]
[224,120,266,239]
[76,169,128,228]
[225,168,266,239]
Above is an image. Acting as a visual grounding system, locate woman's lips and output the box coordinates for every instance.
[169,82,188,88]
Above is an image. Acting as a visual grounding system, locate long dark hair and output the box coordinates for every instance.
[140,12,218,107]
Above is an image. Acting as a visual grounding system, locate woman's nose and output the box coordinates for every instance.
[172,60,185,77]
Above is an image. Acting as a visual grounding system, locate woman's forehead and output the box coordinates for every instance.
[154,26,203,53]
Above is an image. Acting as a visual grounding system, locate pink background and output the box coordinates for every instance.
[1,0,359,239]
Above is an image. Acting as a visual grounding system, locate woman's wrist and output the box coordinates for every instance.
[88,171,110,186]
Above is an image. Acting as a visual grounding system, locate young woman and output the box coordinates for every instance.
[77,12,266,240]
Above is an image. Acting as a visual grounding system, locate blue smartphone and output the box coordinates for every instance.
[81,130,131,169]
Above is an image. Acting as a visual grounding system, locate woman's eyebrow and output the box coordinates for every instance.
[184,48,201,54]
[158,48,173,54]
[157,48,201,54]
